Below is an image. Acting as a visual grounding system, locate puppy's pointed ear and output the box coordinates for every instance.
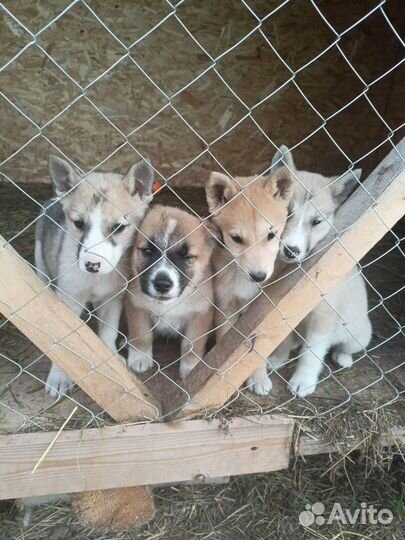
[271,145,295,172]
[124,158,154,199]
[206,172,238,214]
[266,166,294,202]
[49,155,81,196]
[204,219,223,248]
[332,168,362,206]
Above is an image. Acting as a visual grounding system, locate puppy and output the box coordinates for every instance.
[268,146,372,397]
[125,205,214,379]
[206,165,294,395]
[35,155,154,396]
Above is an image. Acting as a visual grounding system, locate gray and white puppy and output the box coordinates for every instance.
[266,146,372,397]
[35,155,154,397]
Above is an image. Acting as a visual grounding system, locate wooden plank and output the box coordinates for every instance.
[0,414,293,500]
[299,426,405,456]
[174,139,405,417]
[0,238,160,423]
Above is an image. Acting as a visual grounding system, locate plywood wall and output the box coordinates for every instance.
[0,0,404,188]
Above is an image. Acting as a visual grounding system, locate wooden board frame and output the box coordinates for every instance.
[0,414,403,500]
[0,414,294,500]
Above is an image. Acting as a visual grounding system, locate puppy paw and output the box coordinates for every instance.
[246,373,272,396]
[332,351,353,369]
[179,356,199,380]
[45,365,73,398]
[288,370,317,398]
[127,347,154,373]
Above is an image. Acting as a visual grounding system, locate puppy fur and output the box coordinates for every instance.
[125,205,214,379]
[268,146,372,397]
[35,155,154,396]
[206,165,294,395]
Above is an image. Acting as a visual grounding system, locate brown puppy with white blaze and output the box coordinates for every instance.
[125,205,215,379]
[206,165,294,395]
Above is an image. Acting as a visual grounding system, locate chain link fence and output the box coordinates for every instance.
[0,0,404,436]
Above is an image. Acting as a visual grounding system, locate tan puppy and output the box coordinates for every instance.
[206,166,294,395]
[125,205,214,379]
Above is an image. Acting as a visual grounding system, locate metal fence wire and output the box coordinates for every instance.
[0,0,404,434]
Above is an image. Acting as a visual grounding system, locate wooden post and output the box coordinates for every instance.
[174,139,405,417]
[0,240,161,528]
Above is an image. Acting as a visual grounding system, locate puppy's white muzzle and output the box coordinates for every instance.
[79,249,116,275]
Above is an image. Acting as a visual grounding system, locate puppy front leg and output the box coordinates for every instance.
[246,333,297,397]
[216,312,239,340]
[125,297,154,373]
[56,289,84,317]
[288,334,332,398]
[267,332,296,370]
[46,288,84,397]
[215,298,241,340]
[246,361,273,396]
[46,364,75,398]
[56,273,86,317]
[96,294,123,354]
[179,309,213,379]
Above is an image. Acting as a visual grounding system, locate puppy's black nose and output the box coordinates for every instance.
[154,273,173,294]
[284,245,300,259]
[85,261,101,273]
[249,271,266,283]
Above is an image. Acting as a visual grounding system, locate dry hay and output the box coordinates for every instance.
[0,0,404,189]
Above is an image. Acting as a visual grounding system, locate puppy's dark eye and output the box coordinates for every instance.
[178,244,195,260]
[112,223,127,234]
[73,219,85,231]
[312,218,322,226]
[141,247,153,256]
[230,234,243,244]
[178,244,188,258]
[267,231,276,241]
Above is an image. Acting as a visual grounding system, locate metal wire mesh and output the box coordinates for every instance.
[0,0,404,435]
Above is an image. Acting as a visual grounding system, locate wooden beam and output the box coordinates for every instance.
[298,426,405,457]
[0,239,161,524]
[0,239,160,423]
[0,415,293,500]
[175,138,405,417]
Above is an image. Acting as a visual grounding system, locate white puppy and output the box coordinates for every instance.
[268,146,372,397]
